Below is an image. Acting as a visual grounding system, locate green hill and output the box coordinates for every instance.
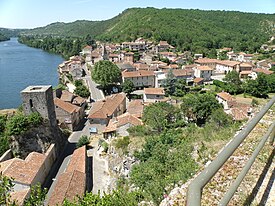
[20,7,275,53]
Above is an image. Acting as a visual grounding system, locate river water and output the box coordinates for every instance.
[0,38,63,109]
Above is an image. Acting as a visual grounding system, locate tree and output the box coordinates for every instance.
[122,80,135,98]
[244,73,269,98]
[207,108,232,128]
[92,60,121,91]
[174,79,187,97]
[76,135,90,148]
[163,69,176,96]
[142,102,183,132]
[223,71,243,94]
[24,183,47,206]
[0,172,14,205]
[181,93,222,124]
[74,85,90,98]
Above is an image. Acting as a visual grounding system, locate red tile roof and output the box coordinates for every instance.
[196,66,214,71]
[54,98,81,114]
[47,146,86,206]
[254,68,273,75]
[0,152,46,185]
[122,70,154,78]
[217,92,233,101]
[88,93,126,119]
[104,113,143,133]
[193,77,204,83]
[127,100,144,118]
[195,58,217,64]
[144,88,165,95]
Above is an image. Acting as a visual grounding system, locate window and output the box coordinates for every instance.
[29,99,33,108]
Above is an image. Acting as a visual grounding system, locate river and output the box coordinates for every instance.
[0,38,63,109]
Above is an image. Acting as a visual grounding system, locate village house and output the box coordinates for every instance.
[194,58,217,70]
[227,52,238,61]
[122,70,155,89]
[108,53,120,63]
[0,145,56,206]
[122,52,134,63]
[88,93,126,125]
[254,68,274,75]
[116,63,136,72]
[159,51,177,61]
[238,53,254,62]
[155,41,174,53]
[103,112,143,138]
[154,70,167,88]
[239,62,253,79]
[143,87,165,103]
[54,98,82,131]
[127,99,144,118]
[47,146,87,206]
[193,77,204,86]
[216,92,233,110]
[81,45,93,56]
[194,53,203,60]
[215,60,240,74]
[133,62,150,71]
[256,60,271,70]
[193,65,214,81]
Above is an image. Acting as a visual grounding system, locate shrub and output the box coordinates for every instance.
[76,135,90,148]
[115,136,130,154]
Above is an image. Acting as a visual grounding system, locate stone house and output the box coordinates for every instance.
[103,113,143,138]
[127,100,144,118]
[143,88,165,103]
[215,60,240,74]
[216,92,233,110]
[122,70,155,89]
[155,41,174,53]
[0,145,56,206]
[54,98,82,131]
[47,146,87,206]
[194,58,217,70]
[193,66,214,81]
[88,93,126,125]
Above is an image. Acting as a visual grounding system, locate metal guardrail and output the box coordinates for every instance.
[187,96,275,206]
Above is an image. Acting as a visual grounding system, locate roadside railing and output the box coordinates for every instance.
[186,96,275,206]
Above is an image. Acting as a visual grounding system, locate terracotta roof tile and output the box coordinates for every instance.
[193,77,204,83]
[88,93,126,119]
[47,146,86,206]
[144,88,165,95]
[254,68,273,75]
[60,90,74,102]
[54,98,81,114]
[196,66,213,71]
[10,189,30,206]
[122,70,154,78]
[1,152,46,185]
[217,92,233,101]
[195,58,218,64]
[127,100,144,118]
[66,146,86,174]
[104,113,143,133]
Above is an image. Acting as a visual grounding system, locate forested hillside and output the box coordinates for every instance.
[19,8,275,53]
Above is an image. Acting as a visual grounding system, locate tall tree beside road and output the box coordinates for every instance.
[92,60,122,92]
[122,80,135,98]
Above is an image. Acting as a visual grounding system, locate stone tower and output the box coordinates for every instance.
[21,85,57,127]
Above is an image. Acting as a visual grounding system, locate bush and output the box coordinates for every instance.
[127,125,153,137]
[115,136,130,154]
[76,135,90,148]
[27,112,43,126]
[6,113,29,135]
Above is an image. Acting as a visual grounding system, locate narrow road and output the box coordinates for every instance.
[83,63,104,101]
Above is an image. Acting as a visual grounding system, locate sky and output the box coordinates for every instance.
[0,0,275,29]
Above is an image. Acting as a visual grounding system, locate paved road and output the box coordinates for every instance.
[83,63,104,101]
